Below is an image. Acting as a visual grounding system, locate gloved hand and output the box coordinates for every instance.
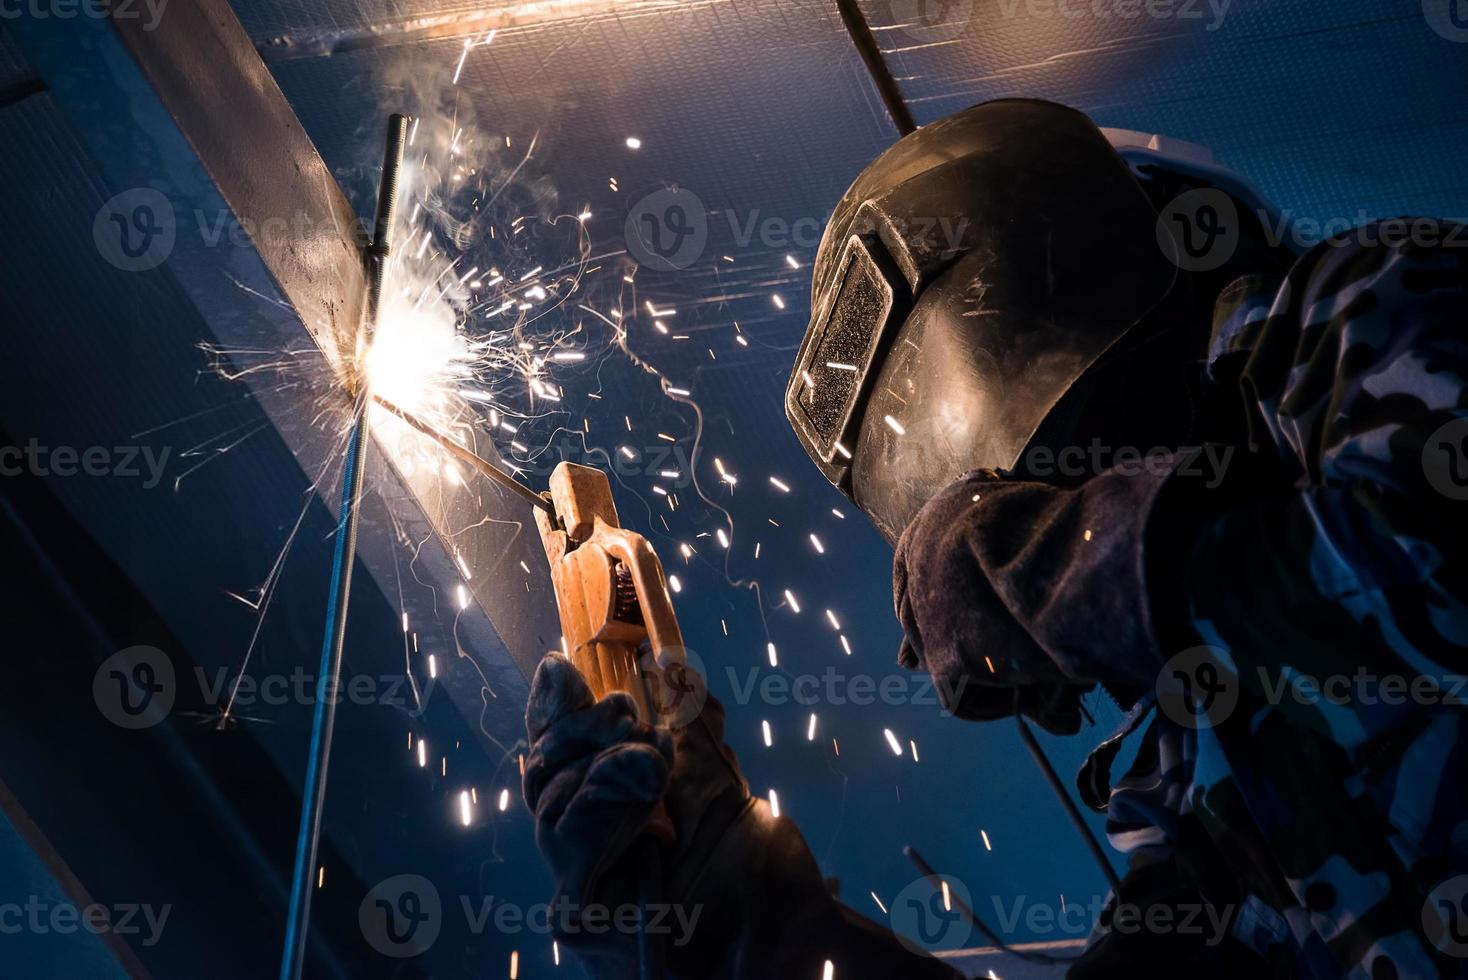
[894,469,1094,732]
[522,653,961,979]
[894,464,1181,733]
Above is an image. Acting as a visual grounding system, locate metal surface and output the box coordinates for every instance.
[857,0,1468,221]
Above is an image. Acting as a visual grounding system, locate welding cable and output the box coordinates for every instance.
[903,846,1080,967]
[1014,709,1124,894]
[279,112,408,980]
[834,0,917,137]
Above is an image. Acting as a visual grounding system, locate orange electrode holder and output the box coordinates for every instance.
[535,460,688,720]
[535,462,686,843]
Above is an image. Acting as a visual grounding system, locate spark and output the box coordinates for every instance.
[832,508,845,519]
[428,653,438,679]
[666,385,690,397]
[716,529,730,549]
[452,38,471,84]
[981,829,992,851]
[553,941,560,965]
[625,137,642,149]
[769,476,791,492]
[883,415,906,436]
[772,294,785,310]
[668,574,682,593]
[883,728,903,756]
[786,254,800,270]
[833,441,853,459]
[840,635,852,655]
[941,880,952,912]
[762,720,773,747]
[910,740,919,763]
[510,950,519,979]
[809,533,825,554]
[807,714,818,740]
[767,642,779,667]
[417,739,427,768]
[823,961,835,980]
[871,892,888,915]
[498,788,510,811]
[824,362,858,372]
[768,789,780,818]
[459,790,472,826]
[825,609,841,630]
[783,589,801,613]
[457,584,469,610]
[1084,528,1093,541]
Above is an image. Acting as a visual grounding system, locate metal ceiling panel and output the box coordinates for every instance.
[859,0,1468,219]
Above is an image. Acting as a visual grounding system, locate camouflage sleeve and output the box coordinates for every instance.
[1160,221,1468,698]
[1139,222,1468,979]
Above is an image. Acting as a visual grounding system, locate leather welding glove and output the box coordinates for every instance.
[523,653,961,980]
[893,465,1188,733]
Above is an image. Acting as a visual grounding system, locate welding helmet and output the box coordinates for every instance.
[785,99,1182,544]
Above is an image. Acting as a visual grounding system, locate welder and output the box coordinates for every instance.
[522,99,1468,978]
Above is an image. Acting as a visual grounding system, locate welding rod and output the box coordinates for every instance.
[371,393,554,515]
[279,112,409,980]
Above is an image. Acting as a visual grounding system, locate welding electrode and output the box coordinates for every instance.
[372,393,554,515]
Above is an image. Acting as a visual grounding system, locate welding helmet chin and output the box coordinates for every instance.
[785,99,1180,545]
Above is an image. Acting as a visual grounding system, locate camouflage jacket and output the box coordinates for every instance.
[1087,221,1468,978]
